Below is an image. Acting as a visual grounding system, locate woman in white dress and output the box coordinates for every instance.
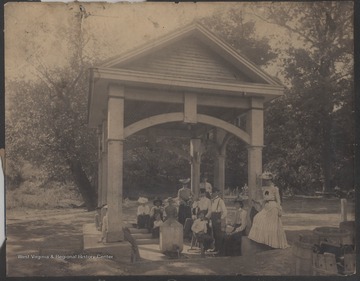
[248,172,288,249]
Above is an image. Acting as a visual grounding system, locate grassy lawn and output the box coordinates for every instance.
[5,196,355,276]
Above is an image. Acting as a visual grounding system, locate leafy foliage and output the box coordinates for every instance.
[262,2,354,192]
[6,12,99,209]
[201,8,277,66]
[6,3,354,211]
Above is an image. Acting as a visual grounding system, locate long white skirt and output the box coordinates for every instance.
[248,201,289,249]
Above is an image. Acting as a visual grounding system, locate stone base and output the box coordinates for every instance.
[83,223,132,263]
[106,230,124,242]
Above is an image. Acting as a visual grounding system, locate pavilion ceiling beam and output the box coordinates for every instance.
[92,68,284,97]
[124,87,252,110]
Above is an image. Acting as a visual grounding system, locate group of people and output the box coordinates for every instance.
[136,196,170,238]
[134,172,288,255]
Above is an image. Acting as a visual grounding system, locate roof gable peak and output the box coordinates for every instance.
[99,22,282,86]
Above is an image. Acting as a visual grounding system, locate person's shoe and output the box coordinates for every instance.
[207,248,216,252]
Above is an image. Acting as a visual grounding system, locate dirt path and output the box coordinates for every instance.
[5,197,355,276]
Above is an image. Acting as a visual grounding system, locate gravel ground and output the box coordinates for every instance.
[5,197,355,276]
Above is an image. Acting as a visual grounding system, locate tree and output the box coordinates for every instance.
[6,9,99,210]
[201,8,277,67]
[258,2,354,192]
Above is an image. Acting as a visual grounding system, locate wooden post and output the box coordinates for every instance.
[246,101,264,202]
[190,139,201,199]
[184,92,197,124]
[216,154,226,195]
[340,198,347,222]
[213,129,227,192]
[106,84,125,242]
[97,127,102,207]
[101,120,108,207]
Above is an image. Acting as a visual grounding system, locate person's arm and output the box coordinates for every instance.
[202,221,207,233]
[101,215,108,239]
[220,199,227,220]
[137,206,142,216]
[236,210,247,232]
[149,206,155,217]
[205,199,212,219]
[275,186,281,205]
[191,219,198,233]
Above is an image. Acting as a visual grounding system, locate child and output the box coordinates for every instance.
[137,197,150,229]
[94,206,102,231]
[152,212,163,238]
[191,211,213,252]
[98,205,108,243]
[150,198,164,217]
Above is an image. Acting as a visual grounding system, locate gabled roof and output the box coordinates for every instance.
[99,22,282,86]
[88,22,284,128]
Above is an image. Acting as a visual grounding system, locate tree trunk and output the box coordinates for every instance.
[69,159,97,211]
[321,125,333,192]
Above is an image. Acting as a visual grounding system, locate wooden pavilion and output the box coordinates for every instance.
[88,23,284,242]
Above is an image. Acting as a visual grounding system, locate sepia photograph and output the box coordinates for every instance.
[4,1,356,277]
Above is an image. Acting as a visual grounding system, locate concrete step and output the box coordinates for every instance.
[132,233,153,239]
[136,238,159,245]
[128,227,149,234]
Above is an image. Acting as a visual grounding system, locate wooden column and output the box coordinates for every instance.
[213,129,227,193]
[246,99,264,201]
[97,127,102,207]
[190,138,201,199]
[101,120,108,206]
[216,153,226,195]
[106,84,125,242]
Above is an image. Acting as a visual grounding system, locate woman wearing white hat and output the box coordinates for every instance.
[177,178,193,225]
[137,197,150,229]
[248,172,288,249]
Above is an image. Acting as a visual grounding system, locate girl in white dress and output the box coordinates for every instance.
[248,172,288,249]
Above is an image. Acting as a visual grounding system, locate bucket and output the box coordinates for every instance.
[313,227,351,245]
[292,234,318,275]
[339,221,355,245]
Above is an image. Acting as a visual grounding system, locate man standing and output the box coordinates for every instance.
[199,175,212,199]
[207,189,227,255]
[177,178,193,225]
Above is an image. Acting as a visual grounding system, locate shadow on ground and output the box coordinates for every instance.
[5,197,356,276]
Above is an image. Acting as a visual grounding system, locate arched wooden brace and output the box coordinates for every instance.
[124,112,251,144]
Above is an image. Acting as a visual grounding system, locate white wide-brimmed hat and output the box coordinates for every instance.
[260,172,273,180]
[138,197,148,204]
[179,178,190,184]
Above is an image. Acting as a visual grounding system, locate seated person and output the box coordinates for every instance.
[163,197,178,221]
[185,190,212,239]
[149,197,164,229]
[194,190,212,219]
[191,211,213,251]
[137,197,150,229]
[223,198,247,256]
[151,212,163,238]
